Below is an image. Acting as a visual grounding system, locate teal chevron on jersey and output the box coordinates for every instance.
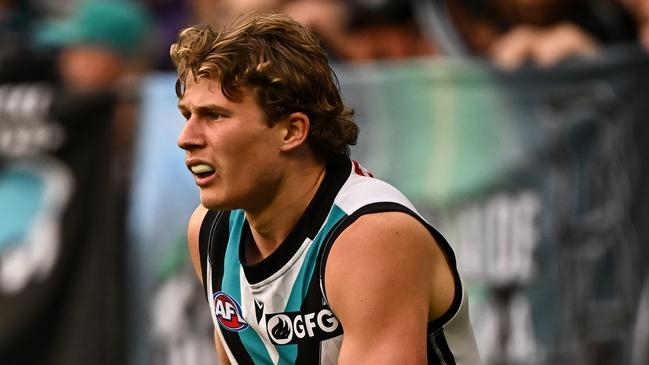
[285,204,346,312]
[279,204,347,364]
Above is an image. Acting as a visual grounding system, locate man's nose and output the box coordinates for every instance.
[177,118,204,151]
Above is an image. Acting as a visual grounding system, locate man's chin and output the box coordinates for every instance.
[200,196,231,211]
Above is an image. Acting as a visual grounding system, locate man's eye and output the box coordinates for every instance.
[208,113,221,120]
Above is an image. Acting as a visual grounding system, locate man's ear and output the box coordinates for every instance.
[280,112,310,152]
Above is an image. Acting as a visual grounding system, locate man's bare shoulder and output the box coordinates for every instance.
[187,204,209,282]
[189,205,209,234]
[324,211,438,297]
[324,211,441,363]
[325,209,457,318]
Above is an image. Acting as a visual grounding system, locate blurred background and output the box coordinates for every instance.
[1,0,648,364]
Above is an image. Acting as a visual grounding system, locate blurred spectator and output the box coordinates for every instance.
[194,0,283,25]
[141,0,189,70]
[144,0,437,68]
[143,0,286,70]
[35,0,154,197]
[35,0,152,92]
[0,0,56,83]
[0,0,37,39]
[283,0,438,62]
[444,0,637,69]
[618,0,649,49]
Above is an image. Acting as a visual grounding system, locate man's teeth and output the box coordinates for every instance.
[191,164,215,174]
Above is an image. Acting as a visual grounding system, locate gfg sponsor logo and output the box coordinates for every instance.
[267,308,341,345]
[213,291,248,331]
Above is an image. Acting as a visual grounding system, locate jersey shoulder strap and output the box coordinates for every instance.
[198,210,230,300]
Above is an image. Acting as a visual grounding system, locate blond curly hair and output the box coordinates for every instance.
[170,12,358,160]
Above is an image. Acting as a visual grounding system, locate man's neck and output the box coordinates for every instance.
[244,160,327,264]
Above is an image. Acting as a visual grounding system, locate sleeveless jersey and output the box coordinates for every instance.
[198,155,481,364]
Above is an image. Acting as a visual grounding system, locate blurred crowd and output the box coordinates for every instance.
[1,0,648,186]
[0,0,644,162]
[0,0,642,177]
[0,0,649,90]
[2,0,649,90]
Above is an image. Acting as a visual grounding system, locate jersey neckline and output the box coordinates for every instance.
[238,154,351,285]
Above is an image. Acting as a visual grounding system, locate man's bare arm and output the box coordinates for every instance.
[325,211,456,364]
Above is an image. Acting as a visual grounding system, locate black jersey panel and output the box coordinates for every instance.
[431,331,457,365]
[294,253,336,364]
[220,329,256,365]
[199,210,230,299]
[427,336,441,365]
[198,209,216,299]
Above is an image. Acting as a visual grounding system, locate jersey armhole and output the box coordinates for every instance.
[317,202,463,333]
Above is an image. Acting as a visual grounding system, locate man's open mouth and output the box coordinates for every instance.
[190,163,215,178]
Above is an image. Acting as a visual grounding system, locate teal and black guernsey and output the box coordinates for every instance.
[198,155,481,365]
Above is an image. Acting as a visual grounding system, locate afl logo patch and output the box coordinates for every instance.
[213,291,248,331]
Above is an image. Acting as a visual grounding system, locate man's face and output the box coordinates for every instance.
[177,77,286,211]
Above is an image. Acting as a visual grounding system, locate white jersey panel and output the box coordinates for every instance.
[442,289,481,364]
[334,171,418,215]
[320,334,344,365]
[238,238,316,364]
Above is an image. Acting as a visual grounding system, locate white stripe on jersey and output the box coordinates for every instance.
[440,288,481,365]
[334,170,417,215]
[320,334,344,365]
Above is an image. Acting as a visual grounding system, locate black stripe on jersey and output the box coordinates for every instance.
[318,202,463,335]
[294,247,338,364]
[200,210,257,365]
[427,335,441,365]
[199,210,230,296]
[239,154,351,284]
[219,330,255,365]
[429,331,457,365]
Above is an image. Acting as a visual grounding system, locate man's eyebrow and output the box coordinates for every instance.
[196,104,232,115]
[176,103,232,116]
